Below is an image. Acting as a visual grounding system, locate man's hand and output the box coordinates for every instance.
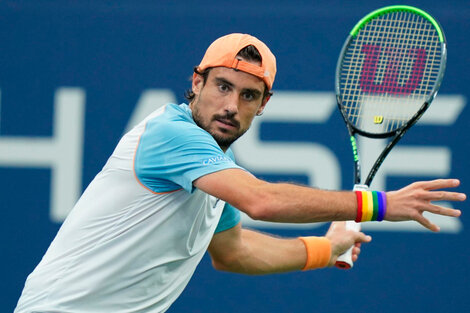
[386,179,466,232]
[325,221,372,267]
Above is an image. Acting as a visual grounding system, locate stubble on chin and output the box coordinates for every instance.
[192,109,240,150]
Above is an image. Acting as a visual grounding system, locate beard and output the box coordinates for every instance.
[191,102,247,151]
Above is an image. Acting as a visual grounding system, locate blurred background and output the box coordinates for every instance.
[1,1,469,312]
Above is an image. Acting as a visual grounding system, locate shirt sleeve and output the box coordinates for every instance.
[214,202,241,233]
[134,114,244,193]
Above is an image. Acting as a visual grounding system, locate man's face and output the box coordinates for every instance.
[190,60,268,151]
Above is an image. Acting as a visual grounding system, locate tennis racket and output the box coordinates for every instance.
[333,5,447,269]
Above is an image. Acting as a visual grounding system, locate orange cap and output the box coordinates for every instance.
[196,33,277,90]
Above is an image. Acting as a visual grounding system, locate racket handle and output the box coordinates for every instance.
[335,184,367,269]
[335,221,361,269]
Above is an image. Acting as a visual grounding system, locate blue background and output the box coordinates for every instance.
[1,1,469,312]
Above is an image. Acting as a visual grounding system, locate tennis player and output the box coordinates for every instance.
[15,33,465,313]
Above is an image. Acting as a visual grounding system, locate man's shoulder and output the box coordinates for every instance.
[141,104,237,159]
[165,103,193,122]
[145,103,202,136]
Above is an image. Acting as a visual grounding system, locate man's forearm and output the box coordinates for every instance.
[241,182,357,223]
[209,226,308,275]
[209,223,370,275]
[196,169,357,223]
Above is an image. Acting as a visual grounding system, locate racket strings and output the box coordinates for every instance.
[340,11,443,134]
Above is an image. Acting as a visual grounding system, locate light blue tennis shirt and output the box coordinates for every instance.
[135,103,242,233]
[15,103,243,313]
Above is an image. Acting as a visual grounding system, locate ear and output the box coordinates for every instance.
[192,72,204,96]
[256,94,270,116]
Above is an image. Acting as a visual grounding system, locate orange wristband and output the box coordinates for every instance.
[298,236,332,271]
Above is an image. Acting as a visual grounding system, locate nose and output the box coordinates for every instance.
[224,93,239,115]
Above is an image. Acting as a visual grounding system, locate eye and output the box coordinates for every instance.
[218,83,230,93]
[241,91,255,101]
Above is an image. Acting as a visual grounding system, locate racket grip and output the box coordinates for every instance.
[335,221,361,269]
[335,184,367,269]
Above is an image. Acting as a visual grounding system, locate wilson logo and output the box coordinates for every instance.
[360,44,427,95]
[374,115,384,124]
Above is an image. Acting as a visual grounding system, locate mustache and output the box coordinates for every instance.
[213,113,240,128]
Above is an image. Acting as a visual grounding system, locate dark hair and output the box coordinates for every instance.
[184,45,271,102]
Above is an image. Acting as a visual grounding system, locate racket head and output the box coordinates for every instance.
[335,5,447,138]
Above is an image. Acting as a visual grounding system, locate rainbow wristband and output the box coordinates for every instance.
[354,191,387,222]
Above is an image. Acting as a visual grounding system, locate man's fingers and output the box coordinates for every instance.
[351,245,362,263]
[411,179,466,201]
[424,203,462,217]
[415,178,461,190]
[420,191,467,202]
[352,246,361,256]
[354,232,372,243]
[414,213,440,232]
[330,221,346,230]
[384,178,465,232]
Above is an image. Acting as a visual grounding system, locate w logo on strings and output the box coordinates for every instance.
[360,44,427,95]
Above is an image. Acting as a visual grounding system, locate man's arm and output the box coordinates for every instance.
[208,222,370,274]
[194,168,465,231]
